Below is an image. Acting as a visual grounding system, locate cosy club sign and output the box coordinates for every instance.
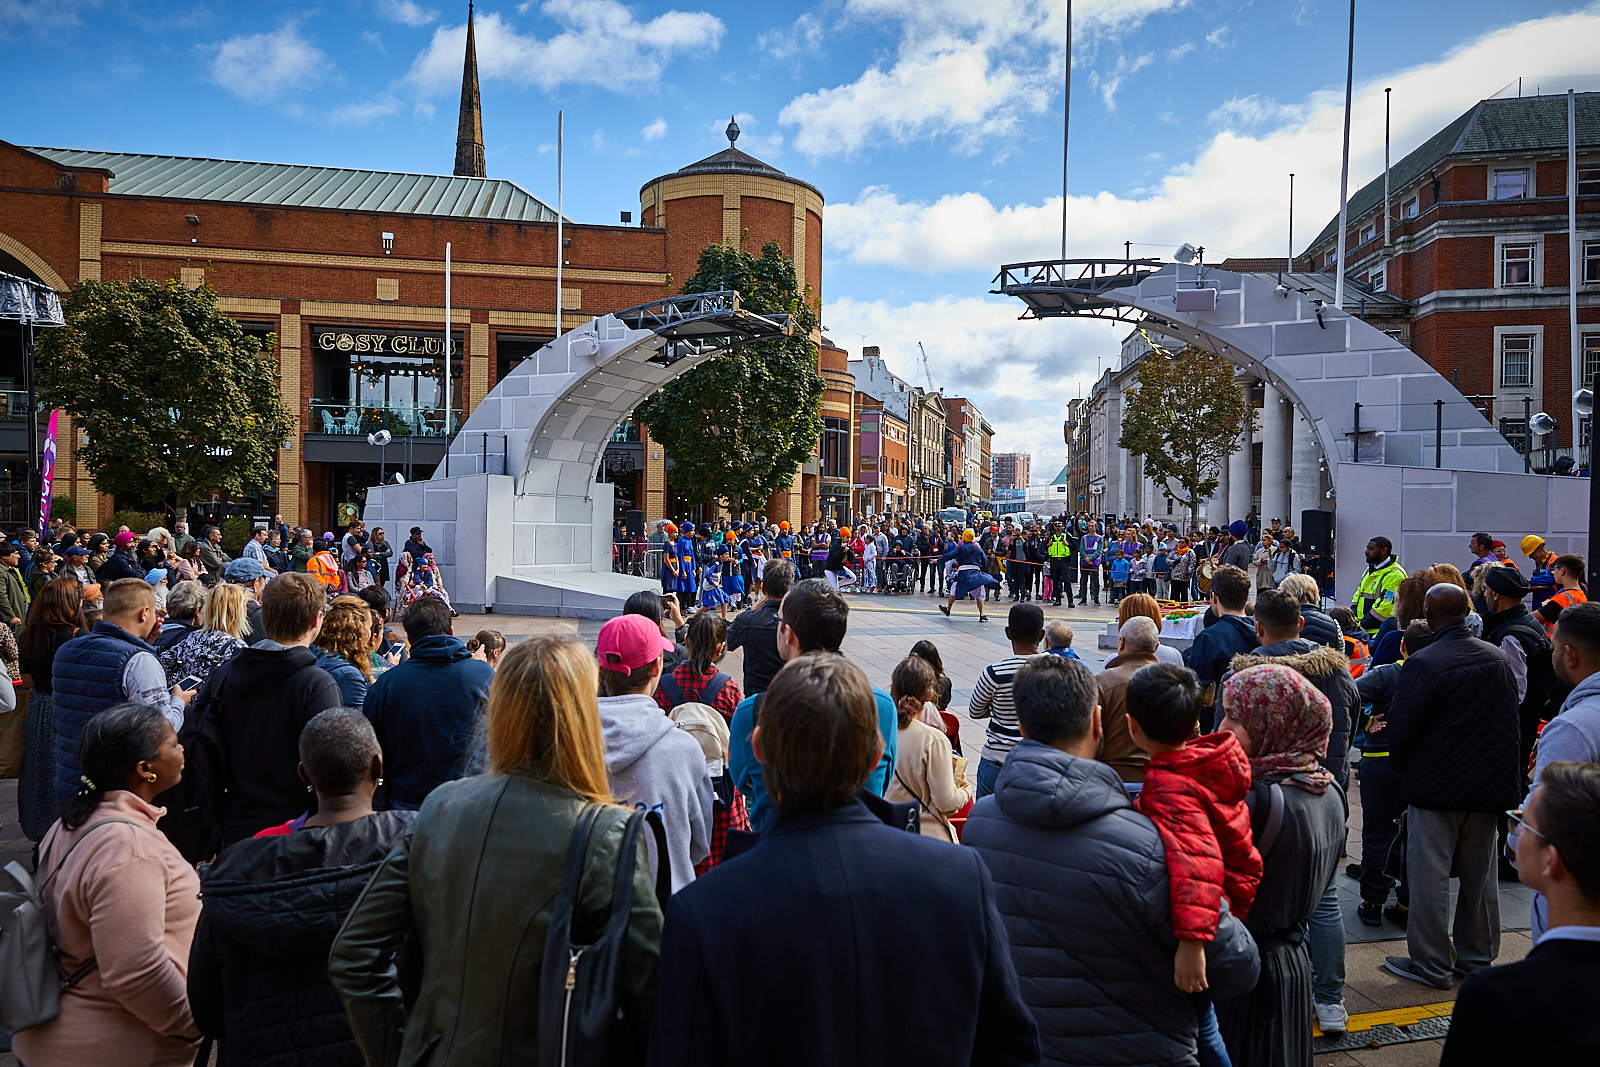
[313,326,462,356]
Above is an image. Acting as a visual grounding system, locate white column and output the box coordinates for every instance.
[1213,441,1231,528]
[1290,406,1323,524]
[1227,380,1254,524]
[1260,383,1291,528]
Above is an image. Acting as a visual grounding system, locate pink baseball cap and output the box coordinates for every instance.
[596,614,673,674]
[113,531,137,547]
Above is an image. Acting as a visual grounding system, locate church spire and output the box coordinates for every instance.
[453,2,486,178]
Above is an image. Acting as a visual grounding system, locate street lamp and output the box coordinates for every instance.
[1577,383,1596,590]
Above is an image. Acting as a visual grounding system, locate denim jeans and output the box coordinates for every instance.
[975,756,1003,800]
[1191,994,1231,1067]
[1306,876,1346,1003]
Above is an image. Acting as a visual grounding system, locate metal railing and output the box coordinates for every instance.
[309,399,459,437]
[0,392,29,420]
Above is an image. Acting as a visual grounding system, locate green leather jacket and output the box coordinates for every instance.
[329,772,662,1067]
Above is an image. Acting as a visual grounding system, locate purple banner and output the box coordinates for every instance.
[38,409,58,536]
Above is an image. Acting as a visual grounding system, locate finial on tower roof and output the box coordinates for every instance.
[726,115,740,149]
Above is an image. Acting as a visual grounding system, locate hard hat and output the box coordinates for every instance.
[1521,534,1546,557]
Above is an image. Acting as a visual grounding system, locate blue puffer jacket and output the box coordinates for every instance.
[963,740,1260,1067]
[314,651,370,710]
[52,621,155,804]
[362,634,494,808]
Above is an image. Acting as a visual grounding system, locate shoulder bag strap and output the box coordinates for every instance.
[35,817,145,989]
[39,818,144,896]
[893,767,932,814]
[555,804,603,907]
[644,810,671,907]
[1256,782,1286,854]
[657,674,685,709]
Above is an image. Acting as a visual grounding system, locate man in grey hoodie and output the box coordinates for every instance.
[597,613,714,892]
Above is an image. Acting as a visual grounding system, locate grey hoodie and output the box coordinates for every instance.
[598,692,714,892]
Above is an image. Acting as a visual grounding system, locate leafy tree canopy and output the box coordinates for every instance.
[1117,343,1255,528]
[36,277,296,508]
[635,240,824,516]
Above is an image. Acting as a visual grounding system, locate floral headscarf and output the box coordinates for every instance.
[1222,663,1334,793]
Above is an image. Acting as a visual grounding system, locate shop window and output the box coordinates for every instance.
[820,417,850,479]
[1499,335,1535,388]
[1493,168,1529,200]
[1501,243,1535,287]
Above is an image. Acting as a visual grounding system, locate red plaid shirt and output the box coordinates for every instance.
[653,664,743,722]
[695,786,750,875]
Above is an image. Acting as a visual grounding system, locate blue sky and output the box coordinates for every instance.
[4,0,1598,479]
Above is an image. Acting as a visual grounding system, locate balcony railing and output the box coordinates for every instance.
[0,392,28,420]
[310,399,459,437]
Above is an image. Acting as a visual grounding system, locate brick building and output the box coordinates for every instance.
[0,75,835,531]
[991,452,1031,493]
[1298,89,1600,464]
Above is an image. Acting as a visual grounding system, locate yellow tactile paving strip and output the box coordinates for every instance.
[1313,1000,1454,1038]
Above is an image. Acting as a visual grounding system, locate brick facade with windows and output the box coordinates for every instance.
[1297,91,1600,466]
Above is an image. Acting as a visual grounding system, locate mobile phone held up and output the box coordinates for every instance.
[177,674,204,692]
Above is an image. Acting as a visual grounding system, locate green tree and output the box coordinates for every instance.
[1117,344,1255,529]
[635,240,823,516]
[36,278,296,514]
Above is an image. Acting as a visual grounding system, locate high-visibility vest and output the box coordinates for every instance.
[1047,535,1072,559]
[1343,633,1370,678]
[1542,588,1588,634]
[308,551,342,589]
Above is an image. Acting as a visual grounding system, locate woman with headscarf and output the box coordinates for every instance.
[1212,663,1345,1067]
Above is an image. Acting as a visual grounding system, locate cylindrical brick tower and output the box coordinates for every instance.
[639,118,830,526]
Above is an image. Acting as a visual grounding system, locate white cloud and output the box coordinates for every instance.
[827,9,1600,274]
[1094,50,1152,109]
[0,0,92,39]
[206,24,328,105]
[406,1,724,95]
[641,117,668,141]
[329,96,402,124]
[824,293,1121,477]
[1166,41,1194,61]
[759,12,824,60]
[1207,94,1299,130]
[779,0,1192,158]
[1204,24,1230,48]
[377,0,437,27]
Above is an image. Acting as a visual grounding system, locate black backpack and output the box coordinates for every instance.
[155,674,228,863]
[538,805,669,1067]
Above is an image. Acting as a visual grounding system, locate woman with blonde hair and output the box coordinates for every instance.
[158,581,247,688]
[1117,592,1185,665]
[314,601,379,707]
[330,635,663,1066]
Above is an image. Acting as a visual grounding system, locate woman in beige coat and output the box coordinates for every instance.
[884,655,971,842]
[15,703,201,1067]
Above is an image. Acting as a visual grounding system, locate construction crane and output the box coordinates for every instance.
[916,342,939,392]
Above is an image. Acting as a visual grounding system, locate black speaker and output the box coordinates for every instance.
[1299,509,1334,555]
[624,509,645,538]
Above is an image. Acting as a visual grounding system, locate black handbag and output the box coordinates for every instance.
[538,805,669,1067]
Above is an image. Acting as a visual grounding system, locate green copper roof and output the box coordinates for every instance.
[26,146,562,223]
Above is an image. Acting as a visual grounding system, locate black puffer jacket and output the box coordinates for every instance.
[1230,639,1357,790]
[189,812,416,1067]
[963,740,1259,1067]
[1389,623,1521,812]
[1298,605,1343,650]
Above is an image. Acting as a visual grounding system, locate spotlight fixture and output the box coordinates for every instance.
[184,214,200,225]
[1173,243,1198,264]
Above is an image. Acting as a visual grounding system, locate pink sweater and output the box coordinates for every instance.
[13,791,201,1067]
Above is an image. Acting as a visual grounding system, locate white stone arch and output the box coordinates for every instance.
[997,262,1522,480]
[364,292,790,616]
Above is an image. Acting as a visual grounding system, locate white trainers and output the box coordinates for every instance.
[1314,999,1348,1035]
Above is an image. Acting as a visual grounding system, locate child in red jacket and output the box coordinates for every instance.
[1126,662,1263,1067]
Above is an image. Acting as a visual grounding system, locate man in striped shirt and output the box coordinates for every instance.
[970,602,1045,799]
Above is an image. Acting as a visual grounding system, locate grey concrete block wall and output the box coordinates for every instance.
[1334,462,1588,607]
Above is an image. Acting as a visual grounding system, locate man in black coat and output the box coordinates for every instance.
[182,573,344,848]
[1384,582,1522,990]
[1440,761,1600,1063]
[965,655,1259,1067]
[647,651,1038,1067]
[725,558,793,696]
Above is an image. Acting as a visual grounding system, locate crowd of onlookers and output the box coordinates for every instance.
[3,514,1599,1066]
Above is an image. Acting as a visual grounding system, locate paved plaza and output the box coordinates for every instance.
[0,591,1535,1065]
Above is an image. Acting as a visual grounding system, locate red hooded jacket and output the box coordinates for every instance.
[1135,731,1263,941]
